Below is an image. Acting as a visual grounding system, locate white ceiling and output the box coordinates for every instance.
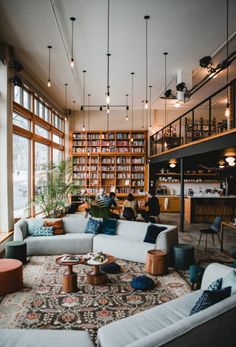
[0,0,236,112]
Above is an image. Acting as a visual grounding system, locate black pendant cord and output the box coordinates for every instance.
[141,100,144,129]
[164,52,168,126]
[226,0,229,105]
[144,16,150,108]
[88,94,91,131]
[70,17,76,67]
[106,0,110,104]
[83,70,86,130]
[64,83,68,119]
[126,94,129,120]
[149,85,152,129]
[131,72,135,132]
[47,45,52,86]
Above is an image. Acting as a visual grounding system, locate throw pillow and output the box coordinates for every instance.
[27,219,44,235]
[101,262,121,274]
[44,219,64,235]
[222,270,236,295]
[101,218,118,235]
[84,217,101,234]
[190,286,231,315]
[131,275,155,291]
[207,278,222,291]
[32,226,54,237]
[143,224,167,244]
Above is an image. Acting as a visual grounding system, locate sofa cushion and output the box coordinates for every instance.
[27,218,44,235]
[190,286,231,315]
[85,217,101,234]
[207,278,222,291]
[32,226,54,236]
[131,275,155,291]
[222,270,236,295]
[44,219,64,235]
[143,224,167,244]
[101,218,118,235]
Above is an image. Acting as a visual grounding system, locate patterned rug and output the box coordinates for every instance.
[0,256,191,343]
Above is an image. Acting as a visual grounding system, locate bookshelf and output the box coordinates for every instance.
[71,130,148,203]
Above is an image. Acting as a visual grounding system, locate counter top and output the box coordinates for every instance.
[185,196,236,199]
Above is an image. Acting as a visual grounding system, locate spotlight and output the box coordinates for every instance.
[199,56,213,69]
[176,82,187,92]
[11,75,23,87]
[10,60,23,72]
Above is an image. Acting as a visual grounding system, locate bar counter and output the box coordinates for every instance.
[184,196,236,224]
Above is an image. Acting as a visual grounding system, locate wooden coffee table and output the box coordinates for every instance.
[84,254,115,285]
[56,255,84,293]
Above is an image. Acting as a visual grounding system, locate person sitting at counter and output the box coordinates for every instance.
[141,191,160,223]
[122,193,138,221]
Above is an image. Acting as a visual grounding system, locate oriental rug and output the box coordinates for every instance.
[0,256,191,343]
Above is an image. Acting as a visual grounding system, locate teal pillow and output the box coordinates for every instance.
[84,217,101,234]
[207,278,222,291]
[32,226,54,236]
[27,219,44,235]
[222,270,236,295]
[101,218,118,235]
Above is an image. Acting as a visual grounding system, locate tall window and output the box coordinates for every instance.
[13,134,30,218]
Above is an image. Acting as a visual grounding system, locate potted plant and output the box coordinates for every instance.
[30,158,79,218]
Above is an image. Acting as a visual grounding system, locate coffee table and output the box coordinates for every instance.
[56,255,84,293]
[84,254,115,285]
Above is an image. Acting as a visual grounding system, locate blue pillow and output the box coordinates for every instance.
[143,224,167,244]
[101,218,118,235]
[222,270,236,295]
[84,217,101,234]
[131,275,155,291]
[27,219,44,235]
[101,262,121,274]
[32,226,54,236]
[207,278,222,291]
[190,286,231,315]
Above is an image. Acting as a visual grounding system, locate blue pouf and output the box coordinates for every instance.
[101,262,121,274]
[231,251,236,259]
[131,275,155,291]
[189,264,204,289]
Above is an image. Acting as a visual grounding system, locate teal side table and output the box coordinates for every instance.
[5,241,27,264]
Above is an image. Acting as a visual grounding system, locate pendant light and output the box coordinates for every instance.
[144,15,150,109]
[141,100,144,129]
[130,72,135,142]
[106,0,111,107]
[224,0,230,121]
[70,17,76,68]
[47,45,52,87]
[149,85,152,130]
[82,70,86,132]
[163,52,168,149]
[88,93,91,131]
[64,83,68,121]
[125,94,129,121]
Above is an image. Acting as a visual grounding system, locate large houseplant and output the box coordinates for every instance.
[31,158,79,218]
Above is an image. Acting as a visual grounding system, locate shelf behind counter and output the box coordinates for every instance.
[184,196,236,224]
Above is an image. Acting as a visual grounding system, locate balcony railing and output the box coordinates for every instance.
[150,79,236,156]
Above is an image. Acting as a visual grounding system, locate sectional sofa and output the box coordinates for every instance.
[13,214,178,263]
[1,263,236,347]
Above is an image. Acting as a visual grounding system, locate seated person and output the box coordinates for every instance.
[96,191,119,219]
[122,193,138,221]
[141,191,160,223]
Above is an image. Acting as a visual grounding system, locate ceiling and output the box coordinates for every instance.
[0,0,236,112]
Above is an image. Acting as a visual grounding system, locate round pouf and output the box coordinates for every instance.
[101,262,121,274]
[5,241,27,264]
[146,249,168,275]
[131,275,155,291]
[0,259,23,295]
[173,244,194,270]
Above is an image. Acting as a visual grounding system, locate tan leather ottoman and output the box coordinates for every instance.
[0,259,23,295]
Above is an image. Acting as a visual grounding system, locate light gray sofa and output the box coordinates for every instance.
[13,215,178,264]
[0,329,95,347]
[97,263,236,347]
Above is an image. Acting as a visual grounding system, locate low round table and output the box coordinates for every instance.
[5,241,27,264]
[85,254,115,285]
[173,244,195,270]
[56,256,84,293]
[145,249,168,275]
[0,259,23,295]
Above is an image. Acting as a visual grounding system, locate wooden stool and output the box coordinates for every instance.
[145,249,168,275]
[0,259,23,295]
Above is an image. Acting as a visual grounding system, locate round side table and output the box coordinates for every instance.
[0,259,23,295]
[145,249,168,275]
[5,241,27,264]
[173,244,195,270]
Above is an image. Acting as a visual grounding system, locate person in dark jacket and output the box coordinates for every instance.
[141,191,160,223]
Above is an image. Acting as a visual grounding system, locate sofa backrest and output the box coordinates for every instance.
[201,263,233,290]
[62,215,88,233]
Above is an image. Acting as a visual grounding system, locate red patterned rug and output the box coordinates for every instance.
[0,256,191,343]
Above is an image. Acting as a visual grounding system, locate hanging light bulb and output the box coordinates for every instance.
[149,85,152,131]
[174,100,180,108]
[82,124,85,132]
[82,70,86,132]
[70,17,76,68]
[145,100,148,109]
[107,106,110,115]
[106,94,110,104]
[225,102,230,117]
[125,94,129,121]
[47,45,52,87]
[144,15,150,111]
[164,141,168,148]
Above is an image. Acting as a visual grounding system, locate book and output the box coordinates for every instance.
[61,255,81,263]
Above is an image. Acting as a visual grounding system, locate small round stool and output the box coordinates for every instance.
[146,249,168,275]
[173,244,194,270]
[0,259,23,295]
[5,241,27,264]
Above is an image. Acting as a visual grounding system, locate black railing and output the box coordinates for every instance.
[150,79,236,156]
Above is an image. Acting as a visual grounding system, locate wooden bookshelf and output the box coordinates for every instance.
[71,130,148,202]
